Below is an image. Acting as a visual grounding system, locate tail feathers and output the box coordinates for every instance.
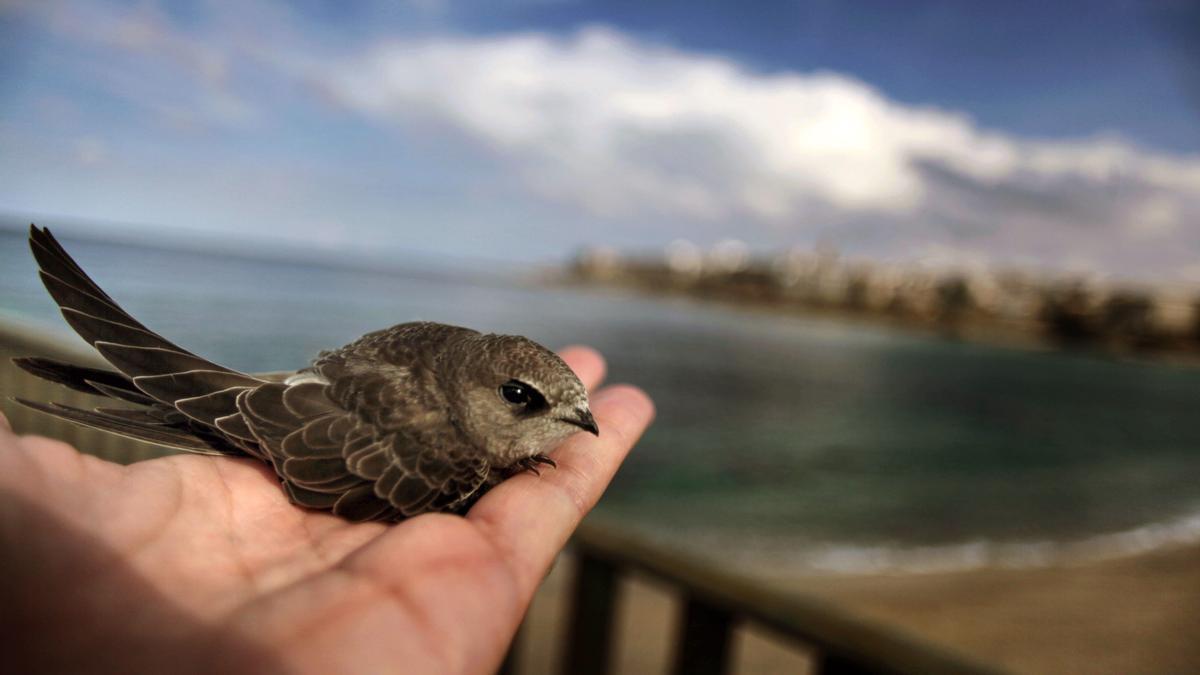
[11,398,241,455]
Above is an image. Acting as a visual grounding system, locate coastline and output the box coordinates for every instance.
[517,542,1200,674]
[558,277,1200,371]
[558,255,1200,369]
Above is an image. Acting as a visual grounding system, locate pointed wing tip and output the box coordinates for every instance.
[11,396,49,411]
[28,223,49,245]
[9,357,50,381]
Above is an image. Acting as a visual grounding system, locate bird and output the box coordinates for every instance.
[11,225,599,522]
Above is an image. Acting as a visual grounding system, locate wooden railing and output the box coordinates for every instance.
[1,318,1003,675]
[533,524,1004,675]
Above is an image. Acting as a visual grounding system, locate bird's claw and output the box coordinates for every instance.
[510,453,557,477]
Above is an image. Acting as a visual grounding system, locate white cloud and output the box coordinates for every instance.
[328,28,939,220]
[323,27,1200,240]
[26,0,259,130]
[6,2,1200,276]
[73,136,107,166]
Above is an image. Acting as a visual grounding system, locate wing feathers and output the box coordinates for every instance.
[95,406,186,426]
[85,379,160,406]
[285,483,343,509]
[96,343,233,381]
[378,466,437,514]
[38,272,145,335]
[282,425,342,459]
[11,399,238,455]
[174,386,249,426]
[29,227,121,304]
[134,370,262,403]
[346,440,390,480]
[282,382,335,419]
[281,457,346,483]
[19,226,500,523]
[333,485,394,521]
[241,384,300,430]
[30,226,244,384]
[214,413,257,442]
[12,356,130,398]
[300,416,339,449]
[61,308,180,352]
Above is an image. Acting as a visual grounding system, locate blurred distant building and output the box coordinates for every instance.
[566,242,1200,356]
[707,239,750,273]
[572,246,620,281]
[665,239,703,279]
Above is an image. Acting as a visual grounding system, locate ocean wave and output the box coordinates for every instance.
[772,508,1200,575]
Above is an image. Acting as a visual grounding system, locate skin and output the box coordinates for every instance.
[0,346,654,675]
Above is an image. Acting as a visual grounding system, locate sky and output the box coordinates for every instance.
[2,0,1200,279]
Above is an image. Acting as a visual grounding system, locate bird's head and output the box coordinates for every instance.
[446,334,597,465]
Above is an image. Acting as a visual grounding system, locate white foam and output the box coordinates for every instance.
[658,506,1200,578]
[780,508,1200,575]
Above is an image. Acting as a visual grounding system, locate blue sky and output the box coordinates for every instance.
[2,0,1200,278]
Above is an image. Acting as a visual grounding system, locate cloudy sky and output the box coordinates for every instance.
[2,0,1199,278]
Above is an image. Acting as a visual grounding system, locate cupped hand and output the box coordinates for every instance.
[0,346,654,675]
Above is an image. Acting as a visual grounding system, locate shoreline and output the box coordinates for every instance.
[746,506,1200,578]
[582,502,1200,580]
[556,275,1200,370]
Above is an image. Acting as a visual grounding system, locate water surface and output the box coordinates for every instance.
[4,227,1199,572]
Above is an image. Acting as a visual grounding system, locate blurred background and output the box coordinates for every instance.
[3,1,1200,673]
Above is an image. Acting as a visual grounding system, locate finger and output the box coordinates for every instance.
[466,383,655,598]
[556,345,606,392]
[0,409,10,434]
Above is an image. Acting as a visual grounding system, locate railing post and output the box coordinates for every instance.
[671,596,735,675]
[560,552,620,675]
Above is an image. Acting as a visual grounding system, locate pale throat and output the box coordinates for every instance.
[492,423,575,466]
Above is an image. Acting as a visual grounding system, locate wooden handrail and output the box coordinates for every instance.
[562,521,1004,675]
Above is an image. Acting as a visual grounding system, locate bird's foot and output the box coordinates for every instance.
[511,453,557,476]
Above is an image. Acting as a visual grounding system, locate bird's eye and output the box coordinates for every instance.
[500,381,532,405]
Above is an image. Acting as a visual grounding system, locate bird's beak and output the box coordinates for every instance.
[562,407,599,436]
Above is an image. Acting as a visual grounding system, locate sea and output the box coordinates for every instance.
[4,225,1200,576]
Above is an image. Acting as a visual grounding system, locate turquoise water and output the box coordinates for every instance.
[4,227,1200,572]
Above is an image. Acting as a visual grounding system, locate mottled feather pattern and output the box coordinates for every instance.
[12,225,595,522]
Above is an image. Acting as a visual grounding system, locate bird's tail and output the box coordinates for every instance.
[11,225,267,456]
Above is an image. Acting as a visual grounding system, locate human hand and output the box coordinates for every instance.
[0,346,653,675]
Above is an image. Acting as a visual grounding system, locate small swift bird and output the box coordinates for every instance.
[12,226,599,522]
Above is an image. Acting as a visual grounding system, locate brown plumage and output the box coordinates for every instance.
[12,226,599,522]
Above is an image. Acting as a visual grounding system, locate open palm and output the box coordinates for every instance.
[0,347,653,675]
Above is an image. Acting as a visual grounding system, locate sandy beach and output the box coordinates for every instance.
[516,542,1200,674]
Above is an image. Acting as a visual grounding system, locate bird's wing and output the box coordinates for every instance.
[16,226,270,456]
[237,377,489,521]
[20,226,489,520]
